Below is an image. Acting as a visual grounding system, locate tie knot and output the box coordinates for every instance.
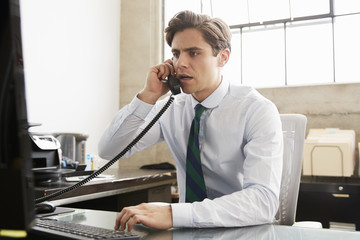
[194,104,206,116]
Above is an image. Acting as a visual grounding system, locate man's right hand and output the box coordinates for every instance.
[138,59,175,104]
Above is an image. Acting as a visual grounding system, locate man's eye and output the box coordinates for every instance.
[190,52,199,56]
[172,53,179,58]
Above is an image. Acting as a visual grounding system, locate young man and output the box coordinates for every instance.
[98,10,283,231]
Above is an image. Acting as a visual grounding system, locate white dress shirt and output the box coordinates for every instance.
[98,78,283,228]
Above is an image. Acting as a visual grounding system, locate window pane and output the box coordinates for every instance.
[334,14,360,83]
[212,0,249,25]
[286,19,334,85]
[290,0,330,18]
[223,30,241,84]
[248,0,290,23]
[242,24,285,87]
[164,0,201,24]
[334,0,360,15]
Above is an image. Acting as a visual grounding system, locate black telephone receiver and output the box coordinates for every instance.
[167,74,181,95]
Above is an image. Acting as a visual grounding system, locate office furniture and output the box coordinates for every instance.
[275,114,307,225]
[303,128,356,177]
[34,168,176,211]
[296,176,360,230]
[32,208,360,239]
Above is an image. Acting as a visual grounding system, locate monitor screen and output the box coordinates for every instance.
[0,0,35,231]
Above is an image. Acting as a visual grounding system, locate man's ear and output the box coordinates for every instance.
[218,48,230,67]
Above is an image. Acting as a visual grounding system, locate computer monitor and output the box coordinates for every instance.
[0,0,36,231]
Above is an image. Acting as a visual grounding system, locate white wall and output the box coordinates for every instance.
[20,0,120,158]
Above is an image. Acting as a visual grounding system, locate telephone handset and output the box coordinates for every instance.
[167,74,181,95]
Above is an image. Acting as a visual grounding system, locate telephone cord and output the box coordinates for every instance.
[35,95,175,204]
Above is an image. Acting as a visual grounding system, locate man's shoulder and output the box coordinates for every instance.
[226,83,277,112]
[227,84,266,102]
[228,84,252,96]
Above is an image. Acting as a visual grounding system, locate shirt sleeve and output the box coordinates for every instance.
[98,95,163,160]
[172,100,283,228]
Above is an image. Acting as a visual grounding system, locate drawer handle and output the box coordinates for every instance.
[332,193,350,198]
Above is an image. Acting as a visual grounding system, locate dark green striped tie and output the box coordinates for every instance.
[185,104,207,203]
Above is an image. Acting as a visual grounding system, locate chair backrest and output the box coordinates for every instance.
[274,114,307,226]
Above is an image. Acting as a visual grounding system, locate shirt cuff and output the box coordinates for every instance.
[171,203,193,228]
[127,94,154,119]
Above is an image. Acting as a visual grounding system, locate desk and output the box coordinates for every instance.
[296,176,360,230]
[34,168,176,211]
[31,208,360,239]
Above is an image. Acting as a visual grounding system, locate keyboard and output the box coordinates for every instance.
[32,218,140,240]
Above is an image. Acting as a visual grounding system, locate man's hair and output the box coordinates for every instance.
[165,10,232,56]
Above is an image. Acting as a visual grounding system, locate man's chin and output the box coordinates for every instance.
[180,86,193,94]
[181,90,194,95]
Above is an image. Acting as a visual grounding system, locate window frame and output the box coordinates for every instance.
[163,0,360,87]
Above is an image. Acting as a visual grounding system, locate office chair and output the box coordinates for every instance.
[274,114,307,226]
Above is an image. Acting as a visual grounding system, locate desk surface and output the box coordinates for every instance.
[42,208,360,239]
[34,168,176,205]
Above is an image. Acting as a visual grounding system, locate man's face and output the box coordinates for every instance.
[171,28,224,102]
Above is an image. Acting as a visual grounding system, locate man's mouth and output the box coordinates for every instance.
[178,74,193,81]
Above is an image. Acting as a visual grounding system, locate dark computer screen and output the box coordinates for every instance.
[0,0,35,231]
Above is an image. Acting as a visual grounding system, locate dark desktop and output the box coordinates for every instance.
[0,0,35,232]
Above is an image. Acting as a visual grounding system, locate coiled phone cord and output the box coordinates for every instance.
[35,95,175,204]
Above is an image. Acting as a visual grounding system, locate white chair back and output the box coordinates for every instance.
[275,114,307,225]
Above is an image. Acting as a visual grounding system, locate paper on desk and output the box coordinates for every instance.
[65,174,115,182]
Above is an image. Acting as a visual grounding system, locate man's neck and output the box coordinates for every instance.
[192,75,223,102]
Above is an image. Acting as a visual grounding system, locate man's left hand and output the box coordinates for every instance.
[114,203,173,231]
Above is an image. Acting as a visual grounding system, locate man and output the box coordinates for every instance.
[98,10,283,231]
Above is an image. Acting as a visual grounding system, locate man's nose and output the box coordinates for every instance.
[176,53,189,69]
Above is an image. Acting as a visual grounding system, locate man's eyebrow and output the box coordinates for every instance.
[172,47,204,53]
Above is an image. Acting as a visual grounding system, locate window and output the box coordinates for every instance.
[242,24,285,87]
[286,19,334,85]
[164,0,360,87]
[290,0,329,18]
[334,14,360,83]
[223,29,241,84]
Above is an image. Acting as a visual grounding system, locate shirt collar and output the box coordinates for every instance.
[190,76,229,109]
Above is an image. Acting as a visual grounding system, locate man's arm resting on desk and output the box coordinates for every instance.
[114,183,279,231]
[171,185,279,228]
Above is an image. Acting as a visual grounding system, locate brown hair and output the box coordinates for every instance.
[165,10,232,56]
